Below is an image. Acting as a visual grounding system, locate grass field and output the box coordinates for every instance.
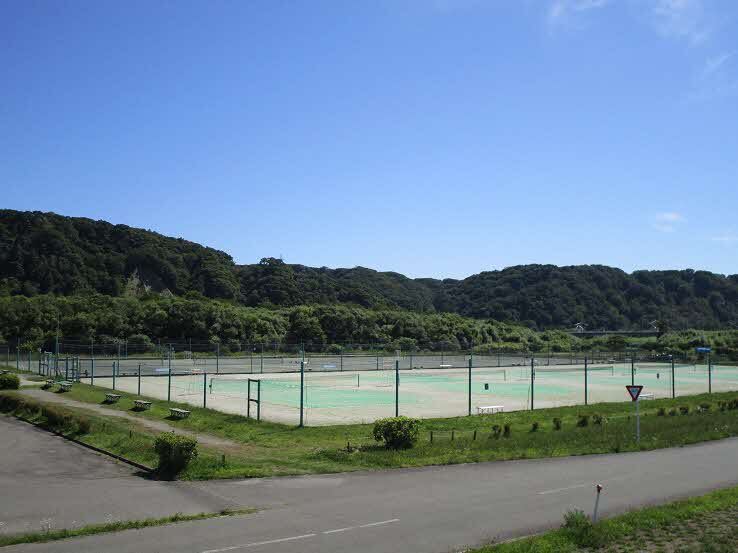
[4,374,737,480]
[470,484,738,552]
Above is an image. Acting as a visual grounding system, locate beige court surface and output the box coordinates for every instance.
[81,362,738,426]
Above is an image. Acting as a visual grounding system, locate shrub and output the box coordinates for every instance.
[372,416,420,449]
[728,399,738,410]
[0,373,20,390]
[679,406,690,415]
[552,417,562,431]
[503,424,511,438]
[718,401,727,412]
[491,424,502,439]
[657,407,666,416]
[668,408,677,416]
[699,402,711,413]
[530,421,539,432]
[154,432,198,478]
[562,509,603,548]
[592,414,605,426]
[576,415,589,427]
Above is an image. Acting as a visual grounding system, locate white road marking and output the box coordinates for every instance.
[538,482,590,495]
[201,533,317,553]
[538,474,631,495]
[323,526,356,534]
[358,518,400,528]
[201,518,400,552]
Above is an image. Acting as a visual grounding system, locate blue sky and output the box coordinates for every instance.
[2,0,737,279]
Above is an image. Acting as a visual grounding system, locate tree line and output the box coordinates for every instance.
[2,209,738,331]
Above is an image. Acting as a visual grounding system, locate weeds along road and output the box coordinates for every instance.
[3,419,738,553]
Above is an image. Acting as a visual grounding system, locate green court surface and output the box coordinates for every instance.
[82,362,738,425]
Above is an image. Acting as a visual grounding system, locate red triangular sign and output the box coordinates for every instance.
[626,385,644,401]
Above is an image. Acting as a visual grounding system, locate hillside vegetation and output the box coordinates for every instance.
[2,209,738,331]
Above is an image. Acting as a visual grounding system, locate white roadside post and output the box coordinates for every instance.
[593,484,603,522]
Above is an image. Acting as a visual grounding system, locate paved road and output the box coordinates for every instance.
[3,429,738,553]
[0,416,241,535]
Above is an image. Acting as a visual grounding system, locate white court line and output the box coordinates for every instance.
[201,533,317,553]
[201,519,400,553]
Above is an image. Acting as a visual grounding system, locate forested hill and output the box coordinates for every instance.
[2,209,737,330]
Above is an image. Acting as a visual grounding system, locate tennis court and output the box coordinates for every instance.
[81,360,738,425]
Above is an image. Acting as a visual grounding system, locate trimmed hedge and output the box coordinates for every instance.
[0,373,20,390]
[154,432,198,478]
[372,416,420,449]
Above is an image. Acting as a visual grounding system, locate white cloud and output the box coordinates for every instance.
[547,0,610,29]
[711,234,738,243]
[702,51,735,79]
[652,212,686,232]
[650,0,711,45]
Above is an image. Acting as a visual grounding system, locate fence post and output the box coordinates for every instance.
[203,371,207,408]
[167,347,172,402]
[260,343,264,373]
[631,356,635,386]
[671,356,675,399]
[708,354,712,394]
[138,364,141,395]
[16,338,19,372]
[91,358,95,386]
[247,379,251,418]
[395,360,399,417]
[112,361,116,390]
[584,356,588,405]
[468,358,472,416]
[530,357,535,410]
[216,343,220,375]
[299,360,305,427]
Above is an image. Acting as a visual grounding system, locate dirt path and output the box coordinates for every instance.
[18,387,241,450]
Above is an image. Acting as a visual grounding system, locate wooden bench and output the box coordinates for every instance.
[105,393,122,403]
[134,400,152,411]
[169,407,190,419]
[477,405,504,415]
[59,381,73,392]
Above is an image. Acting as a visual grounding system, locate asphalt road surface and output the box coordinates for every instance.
[0,416,237,535]
[2,421,737,553]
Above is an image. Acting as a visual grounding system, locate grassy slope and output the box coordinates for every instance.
[22,378,738,480]
[470,484,738,552]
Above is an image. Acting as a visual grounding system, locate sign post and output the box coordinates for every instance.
[626,385,643,444]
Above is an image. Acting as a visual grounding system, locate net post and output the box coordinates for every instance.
[137,364,141,395]
[299,360,305,427]
[584,356,588,405]
[468,358,472,416]
[395,360,399,417]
